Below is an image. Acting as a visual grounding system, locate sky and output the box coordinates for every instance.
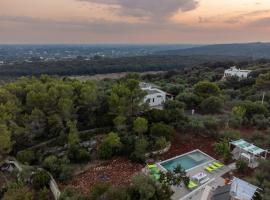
[0,0,270,44]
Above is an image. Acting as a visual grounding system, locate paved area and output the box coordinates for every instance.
[170,161,231,200]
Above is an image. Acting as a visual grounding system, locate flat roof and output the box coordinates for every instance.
[145,89,163,95]
[230,139,266,155]
[212,185,231,200]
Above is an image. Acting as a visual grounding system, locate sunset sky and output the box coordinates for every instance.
[1,0,270,44]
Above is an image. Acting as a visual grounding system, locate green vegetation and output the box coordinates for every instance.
[0,60,270,199]
[236,160,249,174]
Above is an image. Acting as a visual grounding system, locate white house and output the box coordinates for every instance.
[224,66,252,79]
[140,82,167,108]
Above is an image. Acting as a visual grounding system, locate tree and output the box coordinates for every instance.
[133,117,148,136]
[130,137,148,162]
[249,159,270,200]
[26,108,47,138]
[98,132,122,159]
[200,96,223,114]
[238,101,268,121]
[17,150,35,165]
[150,123,175,141]
[176,92,201,109]
[194,81,220,99]
[256,71,270,91]
[113,115,127,132]
[0,124,12,159]
[213,140,231,161]
[32,170,51,189]
[67,120,80,147]
[128,173,173,200]
[159,165,190,188]
[108,79,146,119]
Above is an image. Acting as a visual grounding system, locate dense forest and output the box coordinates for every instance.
[0,55,254,78]
[158,42,270,59]
[0,60,270,200]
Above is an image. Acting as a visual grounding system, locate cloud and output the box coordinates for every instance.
[248,17,270,27]
[78,0,199,20]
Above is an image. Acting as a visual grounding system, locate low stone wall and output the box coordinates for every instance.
[145,143,171,157]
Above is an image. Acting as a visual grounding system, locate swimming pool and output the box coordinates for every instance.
[159,150,213,172]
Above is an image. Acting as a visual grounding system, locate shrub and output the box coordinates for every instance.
[77,149,91,163]
[3,182,33,200]
[128,173,173,200]
[220,129,241,140]
[58,165,73,182]
[154,137,168,150]
[200,97,223,114]
[185,118,206,135]
[60,187,85,200]
[150,123,175,141]
[38,187,49,200]
[251,114,269,130]
[98,132,122,160]
[90,182,110,200]
[32,170,51,189]
[238,101,268,121]
[236,160,249,173]
[17,150,36,165]
[42,155,60,175]
[130,137,148,162]
[98,142,113,159]
[213,140,231,161]
[102,187,128,200]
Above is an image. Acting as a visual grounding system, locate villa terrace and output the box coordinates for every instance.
[145,150,232,200]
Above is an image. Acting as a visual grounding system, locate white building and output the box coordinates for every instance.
[140,82,167,108]
[224,66,252,79]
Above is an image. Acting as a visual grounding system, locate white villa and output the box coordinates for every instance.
[224,66,252,79]
[140,82,168,108]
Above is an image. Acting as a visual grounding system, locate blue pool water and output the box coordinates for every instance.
[160,150,212,171]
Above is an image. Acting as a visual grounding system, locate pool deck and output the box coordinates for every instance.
[170,162,231,200]
[147,150,232,200]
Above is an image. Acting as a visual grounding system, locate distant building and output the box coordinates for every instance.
[224,66,252,79]
[0,61,4,65]
[140,82,167,108]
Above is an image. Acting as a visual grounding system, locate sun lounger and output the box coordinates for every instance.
[204,166,215,172]
[209,164,219,169]
[147,164,157,169]
[153,173,160,180]
[150,167,160,174]
[188,180,198,189]
[213,161,224,167]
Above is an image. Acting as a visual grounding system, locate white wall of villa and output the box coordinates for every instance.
[224,66,252,79]
[140,82,167,107]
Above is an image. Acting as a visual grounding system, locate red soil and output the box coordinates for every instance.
[63,133,218,194]
[160,133,219,161]
[64,157,144,194]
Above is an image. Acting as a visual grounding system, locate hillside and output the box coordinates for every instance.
[158,42,270,59]
[0,55,247,78]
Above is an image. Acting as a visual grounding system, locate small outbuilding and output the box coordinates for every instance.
[229,139,268,168]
